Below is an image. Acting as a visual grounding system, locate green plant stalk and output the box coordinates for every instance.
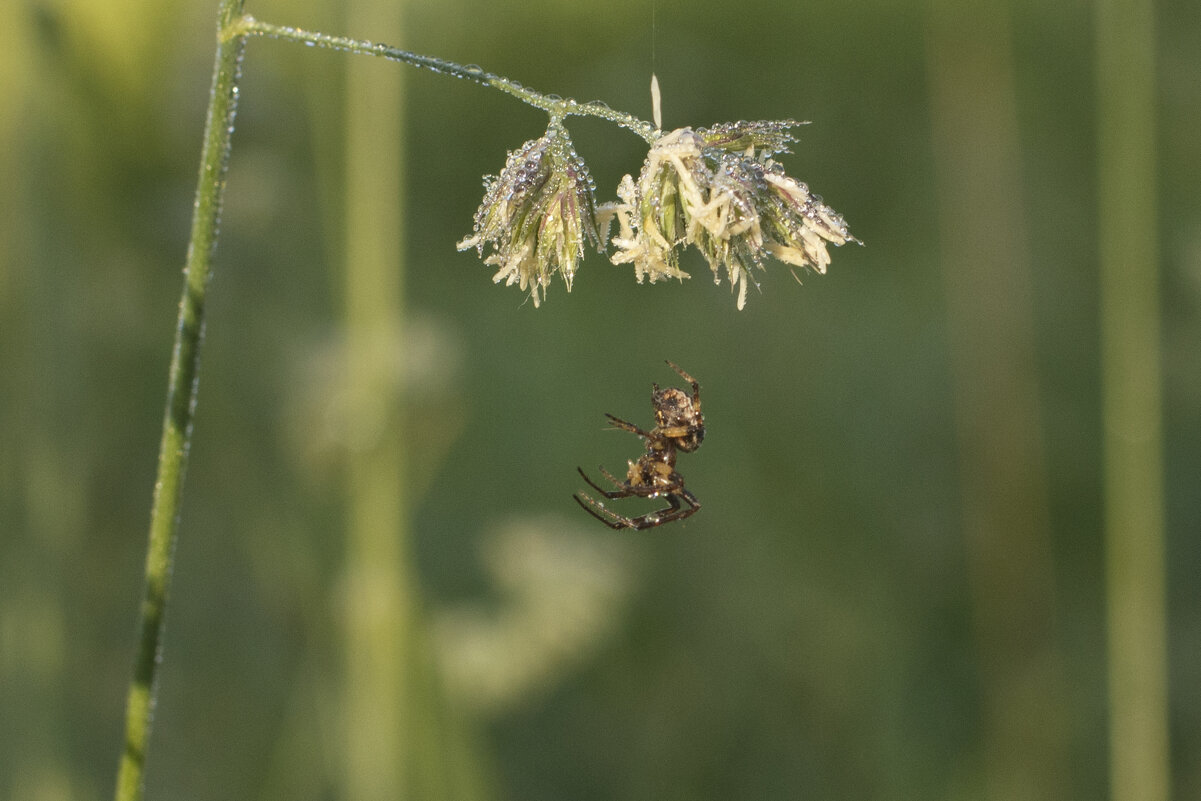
[114,1,246,799]
[339,1,411,796]
[225,14,657,141]
[1096,0,1169,799]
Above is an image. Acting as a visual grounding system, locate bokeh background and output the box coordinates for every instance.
[2,0,1198,798]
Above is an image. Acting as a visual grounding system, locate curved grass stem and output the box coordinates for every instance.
[225,14,657,141]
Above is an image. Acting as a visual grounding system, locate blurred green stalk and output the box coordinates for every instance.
[1096,0,1170,799]
[333,7,489,792]
[113,1,246,800]
[338,0,412,797]
[925,3,1067,797]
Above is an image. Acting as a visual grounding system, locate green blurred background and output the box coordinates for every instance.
[2,0,1198,798]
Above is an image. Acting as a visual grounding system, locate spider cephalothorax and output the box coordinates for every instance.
[574,361,705,530]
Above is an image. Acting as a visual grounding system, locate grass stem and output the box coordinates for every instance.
[113,1,246,799]
[225,14,656,141]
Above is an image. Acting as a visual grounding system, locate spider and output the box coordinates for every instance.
[574,361,705,530]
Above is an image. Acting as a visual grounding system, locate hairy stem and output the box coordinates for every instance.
[114,1,246,799]
[225,14,657,141]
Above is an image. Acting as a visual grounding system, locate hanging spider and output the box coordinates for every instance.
[574,361,705,530]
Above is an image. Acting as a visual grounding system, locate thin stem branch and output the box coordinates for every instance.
[225,14,658,141]
[114,1,246,799]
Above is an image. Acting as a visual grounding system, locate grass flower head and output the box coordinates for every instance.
[607,121,858,309]
[458,122,603,307]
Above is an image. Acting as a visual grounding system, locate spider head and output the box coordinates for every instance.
[652,385,705,452]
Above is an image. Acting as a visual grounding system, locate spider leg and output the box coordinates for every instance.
[574,472,701,530]
[618,489,702,530]
[667,487,701,522]
[572,492,640,530]
[626,492,684,530]
[573,491,689,531]
[577,465,663,500]
[578,466,630,499]
[605,414,653,439]
[625,488,702,530]
[578,474,701,530]
[665,360,701,407]
[596,465,629,491]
